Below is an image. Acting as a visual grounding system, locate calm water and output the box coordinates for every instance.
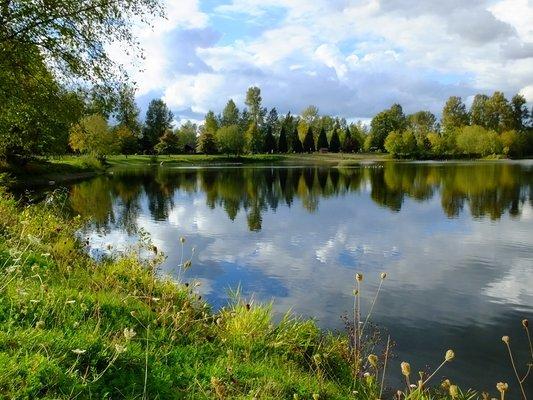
[59,161,533,391]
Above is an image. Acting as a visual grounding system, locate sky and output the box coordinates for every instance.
[111,0,533,124]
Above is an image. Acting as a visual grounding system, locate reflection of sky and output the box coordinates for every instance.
[81,166,533,392]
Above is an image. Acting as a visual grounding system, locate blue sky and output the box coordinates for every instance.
[111,0,533,123]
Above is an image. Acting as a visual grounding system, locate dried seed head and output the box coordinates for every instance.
[293,395,299,400]
[355,273,363,282]
[114,344,127,354]
[363,372,371,378]
[445,349,455,362]
[180,236,186,244]
[501,336,510,344]
[449,385,459,398]
[312,394,320,400]
[522,319,529,328]
[401,361,411,377]
[496,382,508,393]
[35,320,45,329]
[380,272,387,280]
[183,260,192,270]
[72,348,86,355]
[368,354,378,368]
[441,379,451,389]
[123,328,136,341]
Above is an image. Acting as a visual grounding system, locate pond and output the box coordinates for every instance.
[59,160,533,391]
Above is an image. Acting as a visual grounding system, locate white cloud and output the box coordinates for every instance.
[117,0,533,118]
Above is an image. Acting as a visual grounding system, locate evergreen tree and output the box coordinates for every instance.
[342,127,358,153]
[329,128,341,152]
[291,127,303,153]
[141,99,173,153]
[316,127,328,150]
[302,126,315,153]
[246,122,263,153]
[264,125,277,153]
[278,125,288,153]
[222,99,239,127]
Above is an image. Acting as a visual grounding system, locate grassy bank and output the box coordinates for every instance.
[1,153,391,186]
[0,189,498,399]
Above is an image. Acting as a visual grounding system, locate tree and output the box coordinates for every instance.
[370,104,406,150]
[177,121,197,153]
[197,111,218,154]
[278,125,288,153]
[329,129,341,152]
[115,84,141,136]
[470,94,490,128]
[245,87,264,125]
[407,111,436,142]
[155,129,180,155]
[455,125,502,156]
[196,127,217,154]
[264,126,277,153]
[316,127,328,150]
[245,122,263,153]
[290,127,303,153]
[216,125,245,155]
[342,127,359,153]
[441,96,468,136]
[302,126,315,153]
[222,100,239,126]
[265,108,279,134]
[141,99,173,152]
[115,125,139,155]
[485,91,514,132]
[69,114,119,159]
[0,1,163,85]
[511,94,529,131]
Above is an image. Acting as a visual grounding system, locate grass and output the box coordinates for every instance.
[0,188,530,399]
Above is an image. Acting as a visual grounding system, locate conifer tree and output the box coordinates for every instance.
[278,125,288,153]
[329,128,341,152]
[291,127,303,153]
[302,126,315,153]
[317,127,328,150]
[264,125,277,153]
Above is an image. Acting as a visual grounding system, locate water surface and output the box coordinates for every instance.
[63,161,533,391]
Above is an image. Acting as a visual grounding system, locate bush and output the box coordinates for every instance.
[455,125,501,156]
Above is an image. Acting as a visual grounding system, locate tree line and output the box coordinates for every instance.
[1,0,532,163]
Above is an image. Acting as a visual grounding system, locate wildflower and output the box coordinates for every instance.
[313,354,322,364]
[180,236,186,244]
[312,394,319,400]
[72,349,86,355]
[501,336,509,344]
[449,385,459,398]
[293,395,299,400]
[123,328,136,341]
[401,361,411,377]
[151,297,160,302]
[65,300,76,304]
[380,272,387,280]
[496,382,508,393]
[522,319,528,328]
[445,349,455,361]
[441,379,451,389]
[35,320,45,329]
[355,273,363,282]
[368,354,378,368]
[114,344,127,354]
[363,372,370,377]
